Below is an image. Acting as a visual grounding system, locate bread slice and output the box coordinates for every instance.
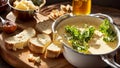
[35,20,53,34]
[28,34,51,53]
[5,28,36,51]
[45,42,62,58]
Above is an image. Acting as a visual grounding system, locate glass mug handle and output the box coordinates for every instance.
[90,13,120,68]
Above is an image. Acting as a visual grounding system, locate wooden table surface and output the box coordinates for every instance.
[0,4,120,68]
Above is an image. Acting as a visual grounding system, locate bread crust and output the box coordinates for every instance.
[45,42,62,58]
[28,34,51,54]
[29,39,45,53]
[4,28,36,51]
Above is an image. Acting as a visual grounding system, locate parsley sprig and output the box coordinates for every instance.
[65,25,95,53]
[99,19,116,42]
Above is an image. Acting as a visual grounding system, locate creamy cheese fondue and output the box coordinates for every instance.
[55,16,118,54]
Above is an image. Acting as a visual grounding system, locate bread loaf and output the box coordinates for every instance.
[5,27,36,51]
[28,34,51,53]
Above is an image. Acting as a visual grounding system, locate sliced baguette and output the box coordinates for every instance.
[45,42,62,58]
[35,20,53,34]
[5,27,36,51]
[28,34,51,53]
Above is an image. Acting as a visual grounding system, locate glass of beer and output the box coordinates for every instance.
[72,0,91,15]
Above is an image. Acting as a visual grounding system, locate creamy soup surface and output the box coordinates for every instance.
[56,18,118,54]
[88,30,117,54]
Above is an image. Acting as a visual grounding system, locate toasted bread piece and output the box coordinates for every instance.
[53,41,63,54]
[29,38,45,53]
[28,54,41,64]
[28,34,51,53]
[5,28,36,51]
[35,20,53,34]
[45,42,62,58]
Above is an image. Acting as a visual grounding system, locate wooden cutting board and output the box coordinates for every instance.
[0,34,73,68]
[0,3,74,68]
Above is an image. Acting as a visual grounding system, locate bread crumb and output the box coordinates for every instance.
[48,4,72,21]
[28,54,41,64]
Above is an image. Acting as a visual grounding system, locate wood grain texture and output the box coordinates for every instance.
[0,11,74,68]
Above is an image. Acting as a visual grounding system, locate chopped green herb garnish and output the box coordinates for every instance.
[65,25,95,53]
[64,19,117,54]
[99,19,116,42]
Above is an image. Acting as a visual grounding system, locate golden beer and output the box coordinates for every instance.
[72,0,91,15]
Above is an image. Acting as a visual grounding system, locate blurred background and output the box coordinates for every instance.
[46,0,120,9]
[92,0,120,9]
